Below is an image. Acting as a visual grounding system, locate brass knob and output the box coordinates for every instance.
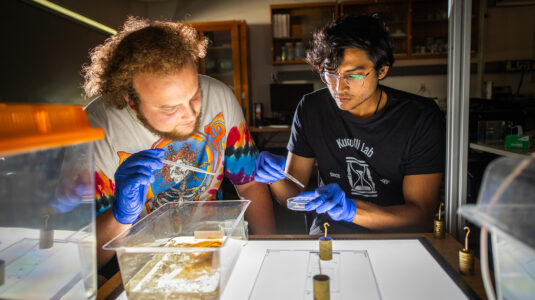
[319,222,332,261]
[459,226,474,275]
[434,202,445,239]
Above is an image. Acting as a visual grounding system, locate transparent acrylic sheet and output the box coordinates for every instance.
[249,249,381,300]
[0,238,85,299]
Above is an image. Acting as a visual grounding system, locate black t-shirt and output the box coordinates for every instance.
[288,85,445,233]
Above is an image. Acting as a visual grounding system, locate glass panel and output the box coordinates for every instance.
[467,0,534,206]
[462,0,534,277]
[202,31,235,90]
[0,144,97,299]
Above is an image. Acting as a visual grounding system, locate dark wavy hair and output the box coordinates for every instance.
[307,14,394,74]
[82,16,208,109]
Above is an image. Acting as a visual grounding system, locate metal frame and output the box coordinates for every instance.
[446,0,473,238]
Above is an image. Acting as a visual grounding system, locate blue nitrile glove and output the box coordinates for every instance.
[113,149,164,224]
[254,151,286,184]
[303,183,357,222]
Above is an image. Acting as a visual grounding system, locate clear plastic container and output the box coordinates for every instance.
[287,196,313,211]
[104,200,250,300]
[458,156,535,300]
[0,103,104,299]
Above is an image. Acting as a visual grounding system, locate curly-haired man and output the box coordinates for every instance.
[255,14,445,234]
[83,17,275,271]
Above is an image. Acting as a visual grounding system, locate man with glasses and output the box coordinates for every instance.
[83,17,275,275]
[255,14,445,234]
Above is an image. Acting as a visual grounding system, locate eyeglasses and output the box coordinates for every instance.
[320,71,371,88]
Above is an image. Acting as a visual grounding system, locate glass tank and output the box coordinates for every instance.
[0,103,104,299]
[104,200,250,300]
[459,156,535,300]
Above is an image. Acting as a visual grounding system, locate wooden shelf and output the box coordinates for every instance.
[272,59,307,65]
[409,53,447,58]
[269,0,479,63]
[250,126,291,133]
[273,37,302,41]
[470,143,534,158]
[271,2,337,64]
[412,19,448,23]
[207,45,232,50]
[207,71,234,77]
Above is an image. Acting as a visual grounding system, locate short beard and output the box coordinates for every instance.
[135,109,202,141]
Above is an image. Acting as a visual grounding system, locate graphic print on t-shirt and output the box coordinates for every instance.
[346,157,377,197]
[336,137,377,198]
[145,115,226,212]
[93,113,258,216]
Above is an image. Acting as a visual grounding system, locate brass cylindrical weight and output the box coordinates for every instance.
[313,274,330,300]
[0,259,5,286]
[459,249,474,275]
[319,236,332,261]
[433,219,445,239]
[40,215,53,249]
[39,228,54,249]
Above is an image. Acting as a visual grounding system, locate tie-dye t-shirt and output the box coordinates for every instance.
[85,75,258,216]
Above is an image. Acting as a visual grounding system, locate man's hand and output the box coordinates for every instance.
[303,183,357,222]
[52,169,93,213]
[113,149,164,224]
[254,151,286,184]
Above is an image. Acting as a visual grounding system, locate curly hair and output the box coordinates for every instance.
[307,14,394,74]
[82,16,208,109]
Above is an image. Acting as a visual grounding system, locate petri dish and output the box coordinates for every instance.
[287,197,312,211]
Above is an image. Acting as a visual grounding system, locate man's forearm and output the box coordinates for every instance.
[268,178,304,206]
[236,181,276,234]
[96,208,131,270]
[352,200,434,232]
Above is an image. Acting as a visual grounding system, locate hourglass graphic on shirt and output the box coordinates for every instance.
[346,157,377,197]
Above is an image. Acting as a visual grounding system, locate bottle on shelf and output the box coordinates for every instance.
[285,42,294,61]
[281,46,288,61]
[295,42,305,59]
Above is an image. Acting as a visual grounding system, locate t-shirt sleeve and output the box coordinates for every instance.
[404,107,445,175]
[84,103,117,214]
[222,86,259,186]
[287,97,315,158]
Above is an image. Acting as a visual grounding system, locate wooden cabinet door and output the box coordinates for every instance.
[185,21,250,125]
